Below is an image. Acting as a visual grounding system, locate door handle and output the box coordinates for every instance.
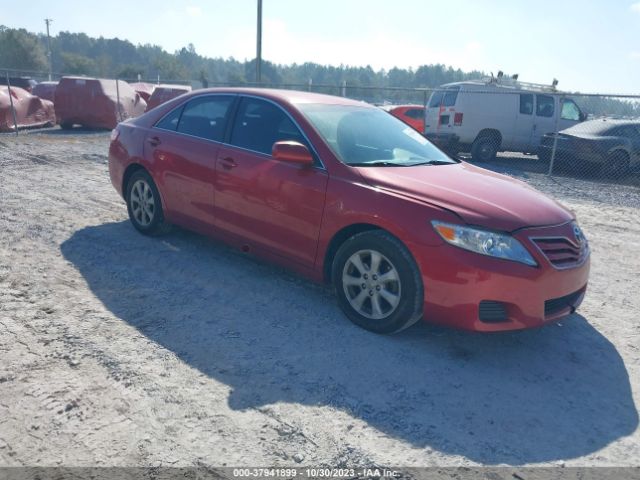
[148,136,161,147]
[221,157,238,170]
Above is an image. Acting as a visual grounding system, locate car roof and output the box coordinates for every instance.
[192,87,370,107]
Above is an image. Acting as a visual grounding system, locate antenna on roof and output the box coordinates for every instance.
[512,74,519,80]
[497,71,504,79]
[552,78,559,88]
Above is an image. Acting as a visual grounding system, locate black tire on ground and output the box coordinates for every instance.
[471,135,499,162]
[60,122,73,130]
[604,150,630,180]
[125,169,171,236]
[331,230,424,334]
[538,149,551,163]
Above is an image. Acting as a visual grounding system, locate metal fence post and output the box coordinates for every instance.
[423,89,429,135]
[115,78,122,123]
[5,72,19,136]
[547,94,565,176]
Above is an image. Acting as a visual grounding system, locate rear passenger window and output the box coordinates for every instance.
[230,98,308,155]
[536,95,554,117]
[176,95,234,141]
[519,94,533,115]
[155,106,183,131]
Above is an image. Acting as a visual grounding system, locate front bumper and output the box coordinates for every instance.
[412,222,590,332]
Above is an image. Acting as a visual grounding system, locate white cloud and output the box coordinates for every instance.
[630,51,640,60]
[185,6,202,17]
[631,2,640,13]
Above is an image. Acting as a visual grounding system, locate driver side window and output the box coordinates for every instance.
[230,98,308,155]
[561,99,581,121]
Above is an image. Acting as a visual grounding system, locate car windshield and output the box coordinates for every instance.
[298,104,456,167]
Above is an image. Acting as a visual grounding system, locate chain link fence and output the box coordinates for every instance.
[2,69,639,193]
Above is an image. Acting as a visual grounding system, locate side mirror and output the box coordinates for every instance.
[272,141,314,166]
[579,112,587,122]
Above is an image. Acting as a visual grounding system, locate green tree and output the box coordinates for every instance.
[60,52,96,75]
[0,27,48,71]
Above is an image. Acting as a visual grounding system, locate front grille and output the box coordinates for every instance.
[545,289,585,317]
[479,301,508,323]
[531,237,587,269]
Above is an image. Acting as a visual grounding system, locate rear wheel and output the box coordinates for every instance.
[471,135,499,162]
[126,170,171,235]
[332,230,423,334]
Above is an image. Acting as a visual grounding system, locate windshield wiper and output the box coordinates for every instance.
[406,160,455,166]
[348,161,406,167]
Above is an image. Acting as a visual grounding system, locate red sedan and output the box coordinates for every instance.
[109,88,590,333]
[382,104,425,132]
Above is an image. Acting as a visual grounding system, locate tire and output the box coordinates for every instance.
[125,169,171,235]
[538,149,551,163]
[604,150,630,180]
[331,230,424,334]
[471,135,499,162]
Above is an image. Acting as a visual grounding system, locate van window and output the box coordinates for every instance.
[536,95,554,117]
[561,99,581,121]
[519,94,534,115]
[429,87,460,108]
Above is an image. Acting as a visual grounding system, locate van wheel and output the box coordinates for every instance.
[471,136,499,162]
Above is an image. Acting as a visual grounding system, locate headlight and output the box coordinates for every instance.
[431,220,537,266]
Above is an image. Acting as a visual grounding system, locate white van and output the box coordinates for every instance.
[423,77,587,161]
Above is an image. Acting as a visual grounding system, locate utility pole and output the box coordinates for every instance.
[256,0,262,84]
[44,18,53,81]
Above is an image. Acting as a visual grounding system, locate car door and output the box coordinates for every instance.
[144,94,236,230]
[214,96,329,267]
[557,98,583,132]
[532,94,558,147]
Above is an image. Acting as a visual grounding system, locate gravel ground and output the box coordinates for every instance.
[0,129,639,470]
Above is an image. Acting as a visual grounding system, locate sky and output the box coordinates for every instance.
[1,0,638,94]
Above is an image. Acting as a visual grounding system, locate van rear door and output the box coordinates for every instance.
[424,86,460,133]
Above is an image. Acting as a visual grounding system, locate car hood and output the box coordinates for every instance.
[355,162,573,232]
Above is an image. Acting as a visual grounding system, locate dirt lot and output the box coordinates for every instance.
[0,130,639,469]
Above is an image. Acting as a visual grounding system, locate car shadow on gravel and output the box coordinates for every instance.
[61,221,638,465]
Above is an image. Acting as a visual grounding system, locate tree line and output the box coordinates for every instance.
[1,25,638,114]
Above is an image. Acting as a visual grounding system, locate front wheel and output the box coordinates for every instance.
[332,230,424,334]
[126,169,171,235]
